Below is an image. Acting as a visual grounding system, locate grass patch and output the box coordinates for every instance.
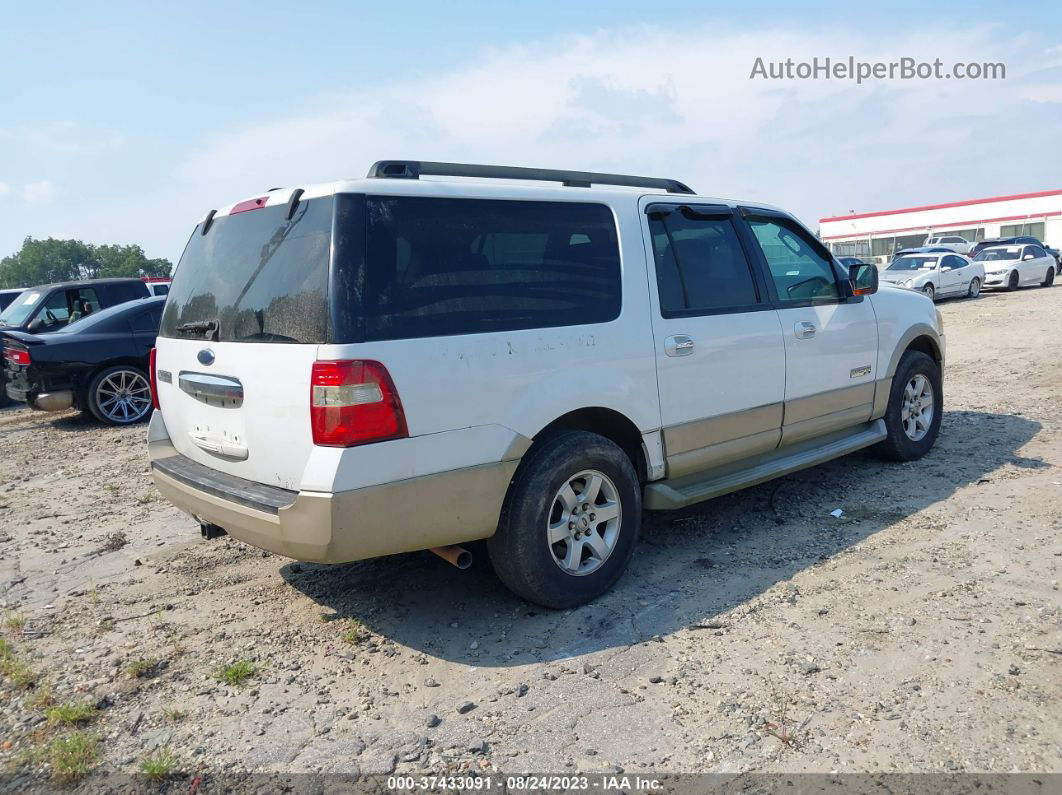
[140,747,177,781]
[136,493,155,504]
[28,681,55,710]
[97,619,116,633]
[0,637,38,690]
[126,657,157,678]
[341,618,367,646]
[41,731,100,784]
[213,659,258,687]
[4,611,26,633]
[162,705,186,722]
[45,701,96,727]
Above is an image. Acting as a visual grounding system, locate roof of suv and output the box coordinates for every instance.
[201,160,786,223]
[26,277,148,291]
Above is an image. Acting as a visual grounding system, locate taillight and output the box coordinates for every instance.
[310,360,407,447]
[149,348,160,410]
[4,347,30,366]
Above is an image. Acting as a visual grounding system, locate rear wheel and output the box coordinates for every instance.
[87,365,153,426]
[487,430,640,609]
[1006,270,1019,291]
[922,284,935,300]
[1041,266,1055,287]
[966,277,981,298]
[874,351,943,462]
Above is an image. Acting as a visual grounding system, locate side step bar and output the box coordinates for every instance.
[644,420,886,510]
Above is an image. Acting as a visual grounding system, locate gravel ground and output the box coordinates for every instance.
[1,284,1059,785]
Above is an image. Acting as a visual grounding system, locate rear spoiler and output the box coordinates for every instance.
[0,330,48,346]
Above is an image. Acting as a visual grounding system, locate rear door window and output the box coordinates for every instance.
[160,197,333,343]
[333,196,621,341]
[647,206,761,315]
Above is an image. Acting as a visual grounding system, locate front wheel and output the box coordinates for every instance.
[487,430,641,609]
[1041,266,1055,288]
[874,351,943,462]
[966,277,981,298]
[86,365,153,426]
[922,284,935,300]
[1005,270,1019,291]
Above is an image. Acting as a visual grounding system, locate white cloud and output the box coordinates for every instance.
[4,22,1059,260]
[171,24,1060,237]
[0,182,10,197]
[22,180,56,204]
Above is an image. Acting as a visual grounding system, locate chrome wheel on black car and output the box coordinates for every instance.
[87,366,153,425]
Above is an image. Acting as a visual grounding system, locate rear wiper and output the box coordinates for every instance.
[175,320,219,341]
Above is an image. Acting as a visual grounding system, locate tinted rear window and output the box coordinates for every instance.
[160,197,332,343]
[332,195,621,342]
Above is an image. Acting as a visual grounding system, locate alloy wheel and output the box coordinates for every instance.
[95,370,152,424]
[547,469,622,576]
[901,374,934,442]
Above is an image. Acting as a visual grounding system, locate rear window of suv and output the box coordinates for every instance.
[332,195,622,342]
[160,197,332,343]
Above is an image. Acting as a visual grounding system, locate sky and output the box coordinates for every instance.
[1,0,1060,264]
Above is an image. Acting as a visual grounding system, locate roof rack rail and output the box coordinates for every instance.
[366,160,695,194]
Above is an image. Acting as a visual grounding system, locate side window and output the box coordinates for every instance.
[944,255,965,270]
[129,308,161,333]
[71,288,101,320]
[1027,245,1046,259]
[647,207,760,315]
[357,197,621,340]
[747,217,841,303]
[36,291,72,328]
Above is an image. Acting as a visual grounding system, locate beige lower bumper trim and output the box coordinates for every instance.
[152,458,518,564]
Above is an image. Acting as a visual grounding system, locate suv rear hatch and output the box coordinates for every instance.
[155,192,333,490]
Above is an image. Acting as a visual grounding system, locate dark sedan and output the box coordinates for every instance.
[3,296,164,425]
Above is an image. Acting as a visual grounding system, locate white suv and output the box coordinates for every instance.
[923,235,973,255]
[148,161,946,608]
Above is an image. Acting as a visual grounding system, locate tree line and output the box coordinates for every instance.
[0,237,172,289]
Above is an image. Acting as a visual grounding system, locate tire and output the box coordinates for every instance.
[1041,266,1055,288]
[922,284,935,300]
[86,365,153,426]
[1005,270,1019,291]
[487,430,641,609]
[874,351,943,462]
[966,278,980,298]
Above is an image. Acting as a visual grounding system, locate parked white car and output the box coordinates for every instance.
[148,160,946,608]
[878,252,985,300]
[923,235,973,255]
[975,244,1056,290]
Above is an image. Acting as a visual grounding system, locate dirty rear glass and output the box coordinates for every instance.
[331,194,622,342]
[160,197,332,343]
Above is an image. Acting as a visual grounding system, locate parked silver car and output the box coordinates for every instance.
[879,252,985,300]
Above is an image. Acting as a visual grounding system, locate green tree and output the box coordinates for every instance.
[0,237,171,289]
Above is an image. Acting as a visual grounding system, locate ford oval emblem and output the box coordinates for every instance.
[197,349,215,366]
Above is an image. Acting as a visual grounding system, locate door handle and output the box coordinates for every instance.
[794,321,817,339]
[664,334,695,357]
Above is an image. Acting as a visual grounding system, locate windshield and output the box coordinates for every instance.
[887,256,938,271]
[974,248,1019,262]
[160,197,332,343]
[0,290,42,326]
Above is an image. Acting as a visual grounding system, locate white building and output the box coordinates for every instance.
[819,189,1062,263]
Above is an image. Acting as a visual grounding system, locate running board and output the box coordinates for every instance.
[644,420,887,510]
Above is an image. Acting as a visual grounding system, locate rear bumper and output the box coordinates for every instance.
[3,383,72,411]
[147,411,517,563]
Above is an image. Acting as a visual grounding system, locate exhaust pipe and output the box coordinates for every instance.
[430,545,471,570]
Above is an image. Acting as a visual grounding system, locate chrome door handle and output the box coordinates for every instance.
[794,321,817,339]
[664,334,695,357]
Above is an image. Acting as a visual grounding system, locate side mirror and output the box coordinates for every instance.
[1023,254,1035,260]
[27,318,43,332]
[849,262,878,296]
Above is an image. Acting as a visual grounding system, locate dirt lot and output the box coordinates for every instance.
[1,284,1060,784]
